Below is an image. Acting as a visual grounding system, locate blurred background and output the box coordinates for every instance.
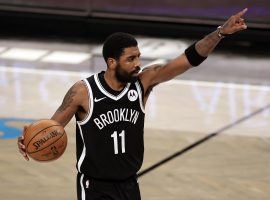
[0,0,269,42]
[0,1,269,200]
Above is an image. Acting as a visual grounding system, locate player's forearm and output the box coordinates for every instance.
[195,30,221,57]
[51,112,73,127]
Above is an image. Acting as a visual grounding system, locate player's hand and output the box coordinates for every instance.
[220,8,248,35]
[17,126,29,161]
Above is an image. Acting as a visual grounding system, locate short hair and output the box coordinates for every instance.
[102,32,138,65]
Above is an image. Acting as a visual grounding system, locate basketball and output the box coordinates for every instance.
[23,119,68,162]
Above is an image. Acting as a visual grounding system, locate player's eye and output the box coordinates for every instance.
[127,57,135,62]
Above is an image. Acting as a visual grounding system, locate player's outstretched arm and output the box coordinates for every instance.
[140,8,248,91]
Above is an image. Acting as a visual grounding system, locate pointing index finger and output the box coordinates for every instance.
[235,8,248,18]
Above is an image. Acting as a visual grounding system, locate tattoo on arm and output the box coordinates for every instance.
[143,64,162,73]
[195,30,221,57]
[57,86,77,113]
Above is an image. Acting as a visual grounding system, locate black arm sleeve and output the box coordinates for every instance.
[184,43,207,66]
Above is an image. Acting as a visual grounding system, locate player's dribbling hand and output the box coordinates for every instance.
[220,8,248,35]
[17,126,29,161]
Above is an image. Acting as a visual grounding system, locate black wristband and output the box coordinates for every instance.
[184,43,207,66]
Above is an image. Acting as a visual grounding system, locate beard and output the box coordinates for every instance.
[115,64,140,83]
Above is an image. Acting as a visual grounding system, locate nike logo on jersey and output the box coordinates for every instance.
[94,97,106,102]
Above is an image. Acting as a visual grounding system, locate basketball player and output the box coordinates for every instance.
[18,8,248,200]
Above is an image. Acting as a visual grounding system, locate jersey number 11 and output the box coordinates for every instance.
[111,130,125,154]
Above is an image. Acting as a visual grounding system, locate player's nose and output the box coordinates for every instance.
[135,57,141,68]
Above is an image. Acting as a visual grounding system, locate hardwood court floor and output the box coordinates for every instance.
[1,125,270,200]
[0,37,270,200]
[141,129,270,200]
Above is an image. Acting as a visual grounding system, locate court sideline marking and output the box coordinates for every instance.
[138,104,270,177]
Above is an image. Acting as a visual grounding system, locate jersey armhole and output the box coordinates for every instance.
[135,78,145,113]
[77,78,94,125]
[137,77,145,98]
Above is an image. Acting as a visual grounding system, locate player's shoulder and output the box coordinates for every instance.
[73,80,86,88]
[69,80,88,97]
[138,64,163,81]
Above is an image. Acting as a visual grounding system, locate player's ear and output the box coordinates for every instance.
[107,58,117,70]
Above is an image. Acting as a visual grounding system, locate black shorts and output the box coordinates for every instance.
[77,173,141,200]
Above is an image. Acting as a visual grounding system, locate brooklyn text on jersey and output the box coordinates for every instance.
[94,108,140,130]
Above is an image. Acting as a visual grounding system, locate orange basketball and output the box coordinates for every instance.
[23,119,67,162]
